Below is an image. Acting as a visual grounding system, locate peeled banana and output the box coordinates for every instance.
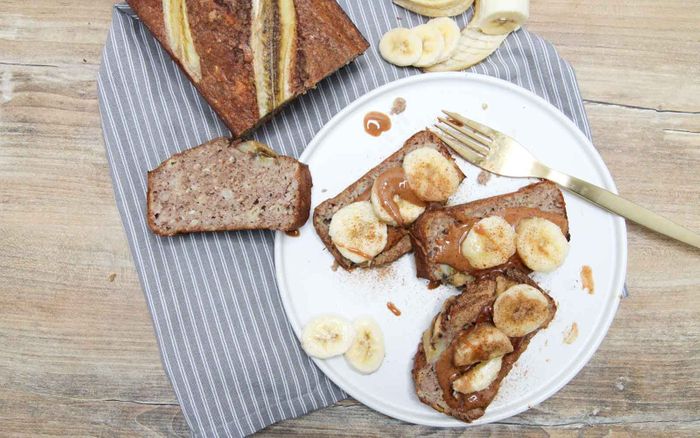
[492,284,549,337]
[412,24,446,67]
[516,217,569,272]
[427,17,462,63]
[379,28,423,67]
[473,0,529,35]
[162,0,202,81]
[460,216,517,269]
[402,147,462,202]
[423,25,508,72]
[344,317,385,374]
[329,201,388,264]
[452,356,502,394]
[393,0,474,17]
[301,315,355,359]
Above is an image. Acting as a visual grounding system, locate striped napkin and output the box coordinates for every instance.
[98,2,596,436]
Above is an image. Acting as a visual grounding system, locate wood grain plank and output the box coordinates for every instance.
[0,0,698,436]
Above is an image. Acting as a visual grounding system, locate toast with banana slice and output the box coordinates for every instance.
[313,130,465,270]
[412,268,556,422]
[411,181,570,287]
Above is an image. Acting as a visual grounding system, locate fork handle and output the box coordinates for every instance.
[541,168,700,249]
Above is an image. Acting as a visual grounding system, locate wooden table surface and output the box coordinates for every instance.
[1,0,698,436]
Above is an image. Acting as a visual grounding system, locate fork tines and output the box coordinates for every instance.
[433,110,498,164]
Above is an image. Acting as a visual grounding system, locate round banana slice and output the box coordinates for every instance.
[370,184,426,227]
[411,24,445,68]
[393,0,474,18]
[424,26,508,72]
[516,217,569,272]
[344,317,385,374]
[379,28,423,67]
[453,323,513,367]
[402,147,462,202]
[329,201,388,264]
[461,216,517,269]
[473,0,529,36]
[301,315,355,359]
[452,356,502,394]
[493,284,550,337]
[426,17,461,63]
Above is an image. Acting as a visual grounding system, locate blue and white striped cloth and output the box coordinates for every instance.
[98,2,595,436]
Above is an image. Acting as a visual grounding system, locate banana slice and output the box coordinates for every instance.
[402,147,462,202]
[516,217,569,272]
[473,0,529,36]
[411,24,445,67]
[344,317,385,374]
[329,201,388,264]
[370,188,426,227]
[453,323,513,367]
[424,26,508,72]
[393,0,474,17]
[493,284,549,337]
[162,0,202,82]
[461,216,517,269]
[379,28,423,67]
[452,356,502,394]
[426,17,461,63]
[301,315,355,359]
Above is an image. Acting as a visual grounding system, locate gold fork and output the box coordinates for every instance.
[434,110,700,249]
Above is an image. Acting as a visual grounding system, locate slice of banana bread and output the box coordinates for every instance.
[147,137,311,236]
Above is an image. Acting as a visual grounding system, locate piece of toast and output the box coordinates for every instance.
[127,0,369,138]
[147,137,311,236]
[313,130,465,270]
[411,181,569,287]
[412,268,557,423]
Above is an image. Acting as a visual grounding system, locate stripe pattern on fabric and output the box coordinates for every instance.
[97,2,603,436]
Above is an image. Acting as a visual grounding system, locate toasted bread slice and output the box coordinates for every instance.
[412,269,557,423]
[147,137,311,236]
[313,130,465,270]
[411,181,569,287]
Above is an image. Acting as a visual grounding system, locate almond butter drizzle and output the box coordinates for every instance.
[581,265,595,294]
[285,229,300,237]
[374,167,426,225]
[364,111,392,137]
[386,301,401,316]
[433,208,569,273]
[335,242,373,261]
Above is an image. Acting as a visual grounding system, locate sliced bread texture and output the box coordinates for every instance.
[411,181,569,287]
[313,130,465,270]
[412,268,557,423]
[147,137,311,236]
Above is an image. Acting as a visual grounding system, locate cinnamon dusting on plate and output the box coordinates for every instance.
[477,170,491,185]
[390,97,406,115]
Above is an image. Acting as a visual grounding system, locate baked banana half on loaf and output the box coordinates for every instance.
[412,268,557,422]
[147,137,311,236]
[411,181,570,287]
[127,0,369,137]
[313,130,465,270]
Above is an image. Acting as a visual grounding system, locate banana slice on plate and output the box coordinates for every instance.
[452,356,503,394]
[493,284,550,337]
[426,17,462,63]
[473,0,529,35]
[411,24,446,67]
[344,317,385,374]
[424,25,508,72]
[393,0,474,17]
[379,28,423,67]
[516,217,569,272]
[370,185,426,227]
[301,315,355,359]
[453,323,513,367]
[329,201,388,264]
[402,147,462,202]
[461,216,517,269]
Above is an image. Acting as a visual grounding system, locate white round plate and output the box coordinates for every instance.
[274,73,627,427]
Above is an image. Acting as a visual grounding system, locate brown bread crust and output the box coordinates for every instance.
[313,130,465,270]
[127,0,369,137]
